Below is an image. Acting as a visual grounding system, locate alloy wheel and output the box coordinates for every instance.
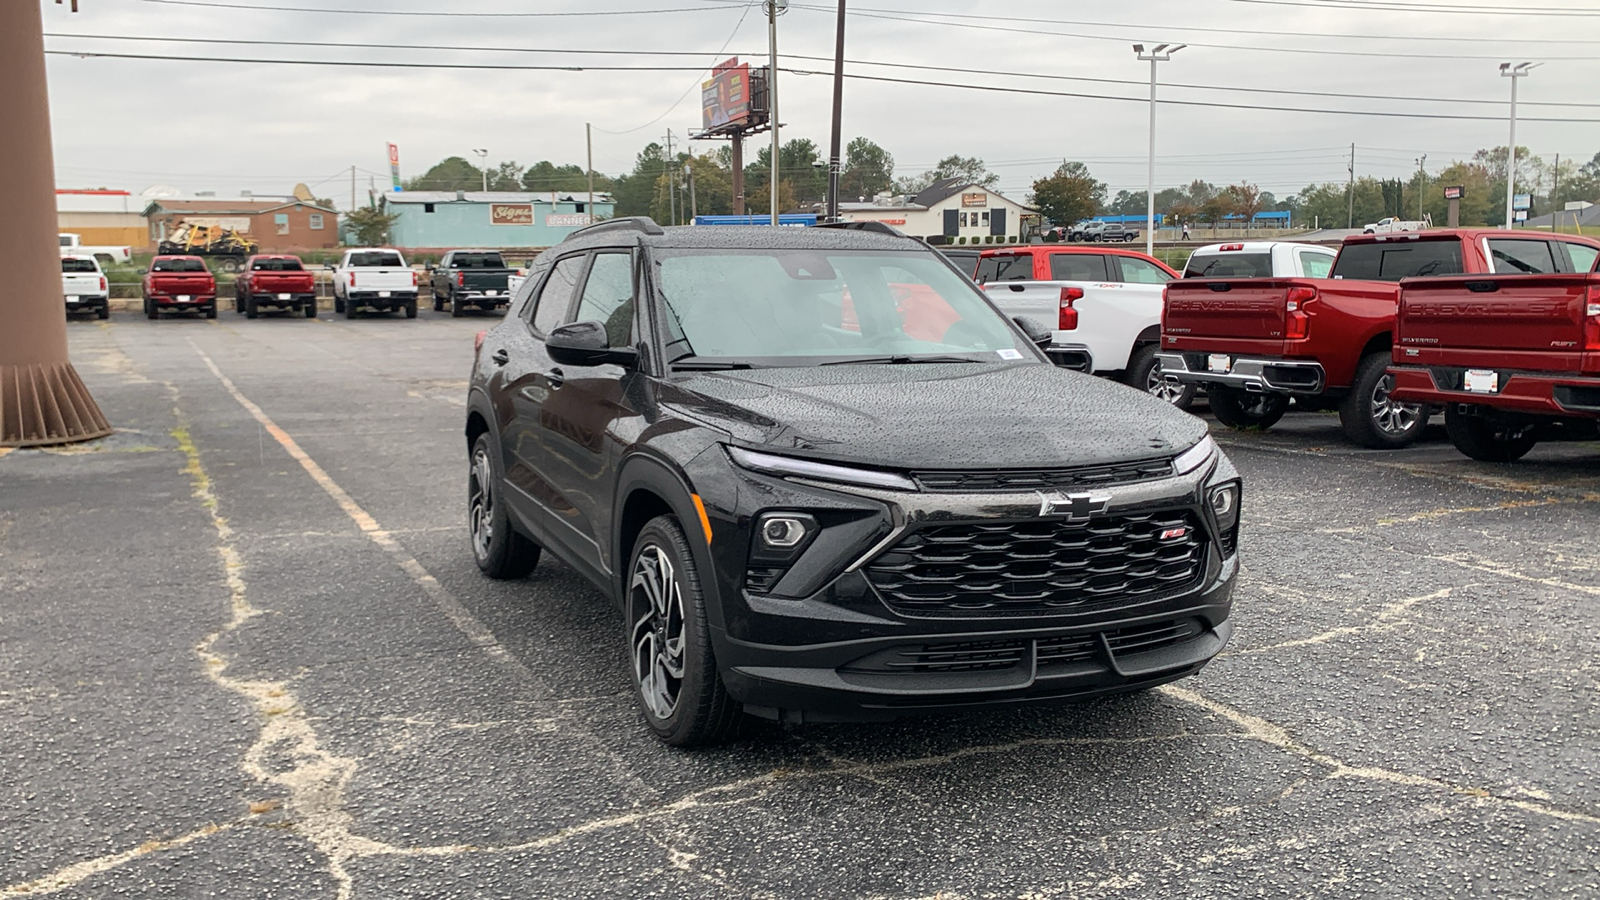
[629,543,686,721]
[1369,372,1422,435]
[468,446,495,561]
[1146,364,1187,405]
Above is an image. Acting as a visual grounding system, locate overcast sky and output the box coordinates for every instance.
[40,0,1600,209]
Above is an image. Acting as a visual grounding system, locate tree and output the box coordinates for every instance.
[650,153,734,223]
[840,136,895,201]
[894,154,999,195]
[1028,161,1107,227]
[520,161,602,194]
[1225,181,1264,224]
[611,143,666,217]
[746,180,798,216]
[402,156,482,192]
[346,207,399,245]
[744,139,826,204]
[1109,190,1148,216]
[1290,177,1387,229]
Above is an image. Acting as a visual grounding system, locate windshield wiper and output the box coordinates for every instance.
[819,355,985,366]
[671,359,758,371]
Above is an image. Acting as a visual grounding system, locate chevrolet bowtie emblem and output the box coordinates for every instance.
[1036,491,1110,522]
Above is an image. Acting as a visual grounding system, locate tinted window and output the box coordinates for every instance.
[251,258,303,271]
[152,258,206,273]
[59,235,71,247]
[1299,251,1334,279]
[1330,240,1463,281]
[531,255,585,335]
[1048,253,1108,281]
[349,251,404,267]
[575,252,635,347]
[973,254,1034,284]
[1487,239,1558,275]
[1185,252,1272,278]
[1115,256,1172,284]
[61,258,98,273]
[1568,243,1600,273]
[451,252,505,268]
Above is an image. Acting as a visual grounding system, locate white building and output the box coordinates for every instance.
[835,179,1039,244]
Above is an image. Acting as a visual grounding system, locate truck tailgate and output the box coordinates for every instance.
[150,273,214,295]
[252,272,314,294]
[1399,274,1593,372]
[981,281,1057,326]
[1163,280,1290,344]
[62,273,101,295]
[352,268,413,291]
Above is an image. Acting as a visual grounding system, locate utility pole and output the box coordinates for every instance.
[1134,43,1183,257]
[350,165,357,217]
[768,0,786,226]
[1416,154,1426,222]
[1347,143,1356,230]
[1554,152,1561,208]
[688,161,698,222]
[731,135,745,216]
[586,122,595,225]
[1501,62,1538,230]
[824,0,847,223]
[664,129,676,226]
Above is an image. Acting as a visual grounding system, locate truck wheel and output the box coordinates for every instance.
[1445,406,1540,462]
[334,294,346,314]
[1127,344,1196,410]
[97,304,110,321]
[1209,387,1289,430]
[304,301,318,319]
[245,295,259,319]
[434,291,445,313]
[145,297,158,320]
[405,299,418,319]
[626,514,743,747]
[344,298,358,319]
[451,297,465,318]
[205,303,218,320]
[1339,352,1427,449]
[469,432,541,579]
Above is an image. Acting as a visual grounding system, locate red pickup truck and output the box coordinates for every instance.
[1158,230,1600,448]
[1390,262,1600,461]
[142,255,218,320]
[234,254,318,319]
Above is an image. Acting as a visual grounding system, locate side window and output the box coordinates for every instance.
[1049,253,1108,282]
[1299,251,1334,279]
[574,252,635,347]
[1114,256,1172,284]
[974,254,1034,284]
[1562,242,1599,274]
[530,255,586,335]
[1487,239,1558,275]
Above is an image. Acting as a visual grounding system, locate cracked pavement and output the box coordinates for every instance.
[3,311,1598,898]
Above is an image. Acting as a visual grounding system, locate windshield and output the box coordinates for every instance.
[61,258,98,273]
[349,251,404,267]
[152,258,207,273]
[251,257,304,271]
[452,253,505,268]
[1185,252,1274,278]
[653,248,1029,366]
[1331,240,1463,281]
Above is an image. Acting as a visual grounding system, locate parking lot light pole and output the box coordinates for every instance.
[1134,43,1183,257]
[767,0,787,226]
[472,148,488,193]
[1500,62,1538,230]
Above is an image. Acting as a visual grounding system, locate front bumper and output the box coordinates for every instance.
[1390,364,1600,418]
[1158,352,1325,394]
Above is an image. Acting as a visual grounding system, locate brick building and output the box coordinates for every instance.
[142,197,340,252]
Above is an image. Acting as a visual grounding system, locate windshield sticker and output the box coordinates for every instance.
[997,349,1023,360]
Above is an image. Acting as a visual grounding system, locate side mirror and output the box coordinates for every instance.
[546,320,639,368]
[324,263,335,271]
[136,268,148,275]
[1012,316,1054,349]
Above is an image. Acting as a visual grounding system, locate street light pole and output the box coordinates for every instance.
[1500,62,1538,230]
[472,148,488,192]
[767,0,787,226]
[825,0,847,223]
[1134,43,1183,257]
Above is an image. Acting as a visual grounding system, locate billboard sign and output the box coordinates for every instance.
[490,204,535,225]
[1443,185,1463,200]
[387,143,402,191]
[546,213,593,227]
[1513,193,1532,211]
[702,58,751,133]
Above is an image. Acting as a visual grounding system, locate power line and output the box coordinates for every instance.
[1226,0,1600,15]
[592,0,754,135]
[130,0,756,16]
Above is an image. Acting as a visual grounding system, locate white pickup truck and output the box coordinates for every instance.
[59,233,132,266]
[331,248,419,319]
[61,254,110,319]
[1181,241,1337,279]
[1362,216,1430,234]
[974,246,1188,406]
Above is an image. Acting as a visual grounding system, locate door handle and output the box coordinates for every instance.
[491,348,510,366]
[545,367,565,388]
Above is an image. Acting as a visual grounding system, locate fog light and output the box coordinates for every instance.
[760,515,809,548]
[1209,482,1241,532]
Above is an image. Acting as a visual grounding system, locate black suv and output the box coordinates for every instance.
[465,218,1240,746]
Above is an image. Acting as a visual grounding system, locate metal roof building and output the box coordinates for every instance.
[383,191,616,249]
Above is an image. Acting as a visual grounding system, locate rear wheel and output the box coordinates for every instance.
[1209,387,1289,430]
[468,433,540,578]
[304,300,318,319]
[344,297,358,319]
[1339,352,1427,449]
[404,299,418,319]
[204,303,217,320]
[451,297,465,318]
[145,297,158,320]
[97,304,110,320]
[1445,406,1540,462]
[1127,344,1196,411]
[627,515,742,747]
[245,295,259,319]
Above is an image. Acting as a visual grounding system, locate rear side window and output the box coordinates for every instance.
[452,253,505,269]
[1572,243,1600,273]
[1048,253,1108,282]
[1114,256,1172,284]
[1330,240,1463,281]
[1184,253,1272,278]
[61,258,97,273]
[974,254,1034,284]
[349,251,403,267]
[1298,251,1334,279]
[1487,239,1558,275]
[531,255,586,335]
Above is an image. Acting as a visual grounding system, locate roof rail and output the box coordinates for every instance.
[567,216,665,240]
[815,220,906,237]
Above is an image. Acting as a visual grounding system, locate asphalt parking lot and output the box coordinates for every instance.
[4,311,1599,899]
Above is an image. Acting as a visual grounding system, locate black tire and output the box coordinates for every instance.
[1209,386,1289,430]
[1126,344,1197,411]
[205,303,218,320]
[626,514,742,747]
[344,297,358,319]
[304,301,318,319]
[468,433,540,578]
[145,297,158,320]
[451,297,465,318]
[245,295,259,319]
[1338,352,1427,449]
[404,299,418,319]
[1445,406,1540,462]
[434,291,445,312]
[334,294,346,314]
[97,304,110,320]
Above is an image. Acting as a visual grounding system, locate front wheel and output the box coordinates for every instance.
[1209,386,1289,430]
[468,434,540,578]
[1339,352,1427,449]
[1445,406,1540,462]
[627,515,742,747]
[1126,344,1196,410]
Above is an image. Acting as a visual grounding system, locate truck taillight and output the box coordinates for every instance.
[348,272,356,287]
[1285,285,1317,340]
[1585,285,1600,351]
[413,271,420,287]
[1059,286,1083,330]
[99,276,107,291]
[457,272,466,287]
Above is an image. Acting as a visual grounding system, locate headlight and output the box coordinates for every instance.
[1208,481,1241,533]
[1174,435,1217,475]
[727,446,918,492]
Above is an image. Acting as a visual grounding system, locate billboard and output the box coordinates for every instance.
[1443,185,1463,200]
[702,58,751,133]
[387,143,402,192]
[490,204,535,225]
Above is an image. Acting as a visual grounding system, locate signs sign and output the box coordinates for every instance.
[961,193,988,208]
[1443,185,1463,200]
[1513,193,1532,211]
[702,58,751,132]
[490,204,535,226]
[546,214,593,227]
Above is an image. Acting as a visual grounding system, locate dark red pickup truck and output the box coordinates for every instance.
[1390,263,1600,461]
[142,255,218,320]
[234,254,317,319]
[1158,230,1600,448]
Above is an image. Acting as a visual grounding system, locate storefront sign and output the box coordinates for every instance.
[1443,185,1463,200]
[490,204,535,225]
[961,193,988,208]
[546,213,593,227]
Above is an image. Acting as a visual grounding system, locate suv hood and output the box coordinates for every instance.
[664,362,1207,471]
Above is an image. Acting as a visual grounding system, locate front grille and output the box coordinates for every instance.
[864,511,1206,617]
[1035,634,1097,668]
[850,639,1030,674]
[913,459,1173,493]
[1104,619,1202,654]
[842,618,1207,675]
